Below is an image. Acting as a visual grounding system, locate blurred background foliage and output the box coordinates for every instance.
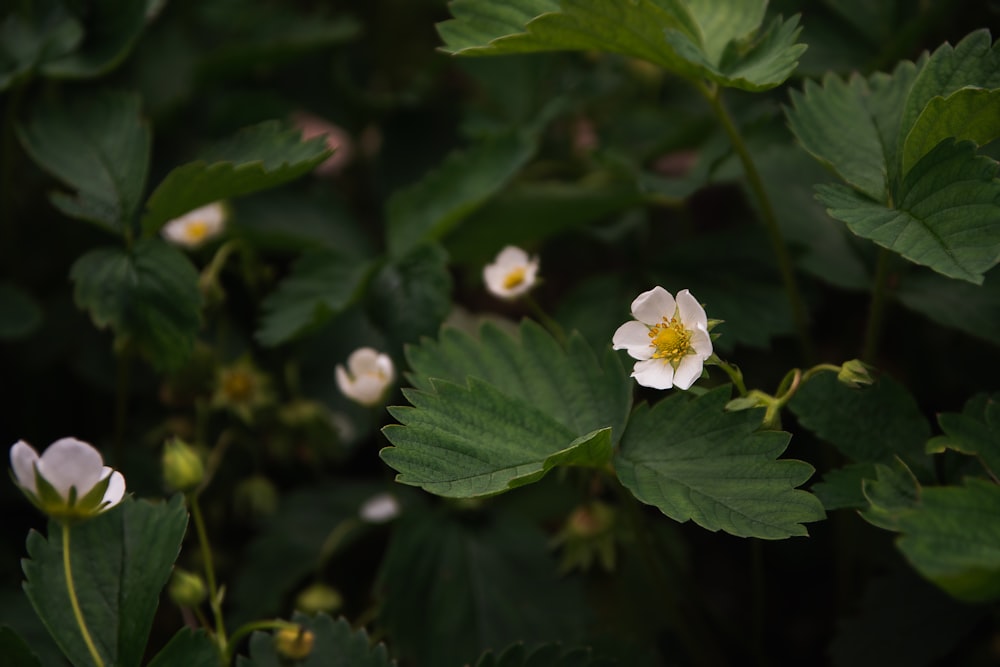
[2,0,1000,665]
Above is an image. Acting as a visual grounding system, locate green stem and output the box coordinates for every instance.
[862,248,892,363]
[225,620,300,663]
[63,523,105,667]
[522,293,568,346]
[711,357,747,396]
[190,495,228,654]
[697,83,812,362]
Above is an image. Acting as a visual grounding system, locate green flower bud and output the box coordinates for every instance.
[162,439,205,492]
[275,627,314,661]
[233,475,279,521]
[838,359,875,389]
[168,568,207,607]
[295,582,343,614]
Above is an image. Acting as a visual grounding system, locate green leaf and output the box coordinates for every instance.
[859,459,921,532]
[367,243,453,356]
[829,572,988,667]
[40,0,150,79]
[386,129,537,258]
[0,2,82,89]
[229,192,373,254]
[927,393,1000,477]
[141,121,332,235]
[896,267,1000,346]
[474,643,614,667]
[0,282,42,341]
[892,479,1000,603]
[238,613,395,667]
[256,250,374,347]
[377,508,587,667]
[71,239,202,370]
[615,387,825,539]
[437,0,805,91]
[148,629,219,667]
[812,462,878,511]
[16,91,150,234]
[790,372,931,470]
[899,30,1000,157]
[22,496,188,667]
[816,139,1000,284]
[0,626,40,667]
[381,320,630,497]
[902,87,1000,175]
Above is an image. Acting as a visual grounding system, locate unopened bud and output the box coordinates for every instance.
[233,475,279,521]
[567,502,615,538]
[275,626,314,661]
[838,359,875,389]
[163,439,205,492]
[295,582,343,614]
[168,568,207,607]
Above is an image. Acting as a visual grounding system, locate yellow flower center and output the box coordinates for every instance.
[184,220,211,243]
[222,370,255,401]
[648,316,692,363]
[503,267,527,290]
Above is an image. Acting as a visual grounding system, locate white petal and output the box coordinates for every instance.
[101,470,126,508]
[612,321,654,359]
[672,354,705,390]
[335,365,352,396]
[10,441,40,494]
[374,354,396,382]
[346,374,389,406]
[359,493,401,523]
[631,287,675,325]
[675,289,708,329]
[37,438,104,500]
[494,246,530,267]
[632,358,675,390]
[347,347,381,374]
[690,326,713,358]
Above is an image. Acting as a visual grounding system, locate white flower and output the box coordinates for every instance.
[9,438,126,520]
[335,347,395,407]
[359,492,401,524]
[483,246,539,300]
[612,287,713,390]
[161,202,227,248]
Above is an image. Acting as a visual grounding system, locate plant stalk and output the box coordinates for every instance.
[697,83,812,362]
[862,248,892,363]
[63,523,105,667]
[190,495,228,654]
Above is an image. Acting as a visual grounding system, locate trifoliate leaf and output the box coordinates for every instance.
[381,321,631,497]
[377,508,587,667]
[22,496,188,667]
[255,250,374,347]
[926,393,1000,478]
[141,121,332,235]
[385,129,537,258]
[0,626,40,667]
[891,479,1000,603]
[811,462,878,511]
[71,239,202,370]
[615,387,824,539]
[474,643,613,667]
[438,0,805,91]
[790,373,931,469]
[816,139,1000,285]
[16,91,150,234]
[148,629,218,667]
[902,87,1000,175]
[899,30,1000,156]
[238,613,395,667]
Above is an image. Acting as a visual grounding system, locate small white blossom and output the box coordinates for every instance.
[483,246,539,300]
[359,492,401,524]
[10,438,126,520]
[612,287,713,390]
[161,202,227,248]
[335,347,395,407]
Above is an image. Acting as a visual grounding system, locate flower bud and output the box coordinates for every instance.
[567,501,615,538]
[838,359,875,389]
[295,582,343,614]
[162,438,205,492]
[274,627,315,661]
[233,475,279,521]
[168,568,207,607]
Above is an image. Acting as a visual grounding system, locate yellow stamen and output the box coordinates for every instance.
[648,316,692,363]
[222,370,255,401]
[184,220,210,242]
[502,267,527,290]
